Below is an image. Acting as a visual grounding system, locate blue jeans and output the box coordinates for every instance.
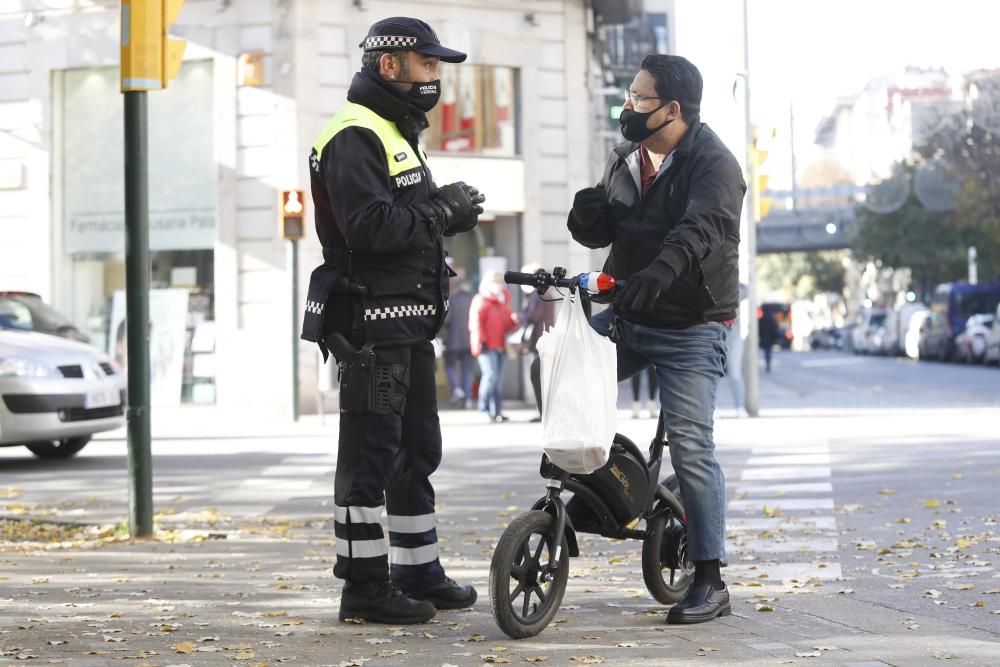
[476,349,505,418]
[592,308,729,561]
[444,349,475,400]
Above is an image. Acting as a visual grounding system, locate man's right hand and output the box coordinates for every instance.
[571,184,608,228]
[418,182,486,238]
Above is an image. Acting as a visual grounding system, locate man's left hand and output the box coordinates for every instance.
[616,262,677,313]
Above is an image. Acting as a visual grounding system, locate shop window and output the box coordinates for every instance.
[57,61,216,406]
[422,65,518,157]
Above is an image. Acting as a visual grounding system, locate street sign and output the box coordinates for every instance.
[280,190,306,241]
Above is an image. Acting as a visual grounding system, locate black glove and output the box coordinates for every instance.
[571,184,608,229]
[443,183,485,236]
[416,181,486,239]
[616,260,677,314]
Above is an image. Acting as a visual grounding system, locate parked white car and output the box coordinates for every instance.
[0,329,125,458]
[983,303,1000,366]
[851,308,889,355]
[955,313,994,364]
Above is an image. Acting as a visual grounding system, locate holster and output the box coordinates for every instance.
[325,333,410,416]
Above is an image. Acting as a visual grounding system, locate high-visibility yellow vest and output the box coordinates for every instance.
[313,101,423,178]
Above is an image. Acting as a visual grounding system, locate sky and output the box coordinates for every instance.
[746,0,1000,189]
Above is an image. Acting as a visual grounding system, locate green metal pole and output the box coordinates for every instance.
[291,238,300,421]
[124,90,154,537]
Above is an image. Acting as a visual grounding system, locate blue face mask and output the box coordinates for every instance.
[619,101,673,143]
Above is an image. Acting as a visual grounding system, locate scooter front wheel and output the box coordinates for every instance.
[489,510,569,639]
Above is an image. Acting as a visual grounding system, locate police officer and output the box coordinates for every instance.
[301,17,484,625]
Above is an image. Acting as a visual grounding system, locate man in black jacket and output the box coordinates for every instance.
[301,17,483,625]
[568,55,746,624]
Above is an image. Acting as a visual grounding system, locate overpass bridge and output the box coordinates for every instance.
[756,185,861,254]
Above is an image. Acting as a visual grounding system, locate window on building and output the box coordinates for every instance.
[57,61,217,406]
[422,65,518,157]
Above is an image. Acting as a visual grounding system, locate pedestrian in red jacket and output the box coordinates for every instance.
[469,270,517,422]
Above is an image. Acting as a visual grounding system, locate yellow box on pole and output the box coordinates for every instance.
[121,0,163,92]
[120,0,187,92]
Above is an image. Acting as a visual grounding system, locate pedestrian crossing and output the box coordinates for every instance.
[725,439,842,584]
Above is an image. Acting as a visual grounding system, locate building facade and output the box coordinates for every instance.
[0,0,617,417]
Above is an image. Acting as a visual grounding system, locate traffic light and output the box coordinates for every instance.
[750,126,775,222]
[280,190,307,241]
[121,0,187,92]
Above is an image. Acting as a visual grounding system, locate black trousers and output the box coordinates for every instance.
[332,341,445,586]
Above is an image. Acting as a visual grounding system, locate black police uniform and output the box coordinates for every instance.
[301,31,471,594]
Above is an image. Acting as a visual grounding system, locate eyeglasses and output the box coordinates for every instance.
[625,90,662,106]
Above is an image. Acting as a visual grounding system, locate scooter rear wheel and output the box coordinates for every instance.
[489,510,569,639]
[642,511,694,604]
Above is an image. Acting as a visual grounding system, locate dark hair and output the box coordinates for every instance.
[361,50,411,79]
[640,54,702,124]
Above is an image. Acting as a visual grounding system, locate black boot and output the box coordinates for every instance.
[339,581,436,624]
[400,576,477,610]
[667,559,730,625]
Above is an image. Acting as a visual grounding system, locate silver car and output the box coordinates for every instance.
[0,329,125,458]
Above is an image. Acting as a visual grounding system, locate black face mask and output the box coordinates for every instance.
[397,79,441,112]
[619,101,673,143]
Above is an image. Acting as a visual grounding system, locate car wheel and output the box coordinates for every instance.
[26,437,91,459]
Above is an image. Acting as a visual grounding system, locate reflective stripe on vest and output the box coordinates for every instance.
[313,101,423,177]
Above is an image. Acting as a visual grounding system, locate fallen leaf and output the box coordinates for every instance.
[173,641,196,654]
[796,651,822,657]
[880,489,896,495]
[948,583,974,591]
[525,658,549,663]
[924,499,942,509]
[570,658,604,665]
[756,603,775,612]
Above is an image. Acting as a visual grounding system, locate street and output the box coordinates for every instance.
[2,351,1000,666]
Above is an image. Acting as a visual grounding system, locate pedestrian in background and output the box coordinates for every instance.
[516,262,557,422]
[470,270,517,423]
[630,366,658,419]
[443,266,475,408]
[759,308,780,373]
[723,284,748,416]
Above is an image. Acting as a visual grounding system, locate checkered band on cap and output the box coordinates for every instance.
[362,35,418,51]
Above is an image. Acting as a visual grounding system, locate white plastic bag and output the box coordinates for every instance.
[536,291,618,474]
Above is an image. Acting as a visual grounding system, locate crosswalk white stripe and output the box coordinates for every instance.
[728,538,839,553]
[734,482,833,496]
[239,479,314,491]
[747,454,830,466]
[727,516,837,531]
[728,497,835,512]
[741,466,831,480]
[725,562,843,581]
[750,445,830,455]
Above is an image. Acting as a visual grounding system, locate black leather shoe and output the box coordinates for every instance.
[401,576,478,610]
[666,582,731,624]
[339,581,436,624]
